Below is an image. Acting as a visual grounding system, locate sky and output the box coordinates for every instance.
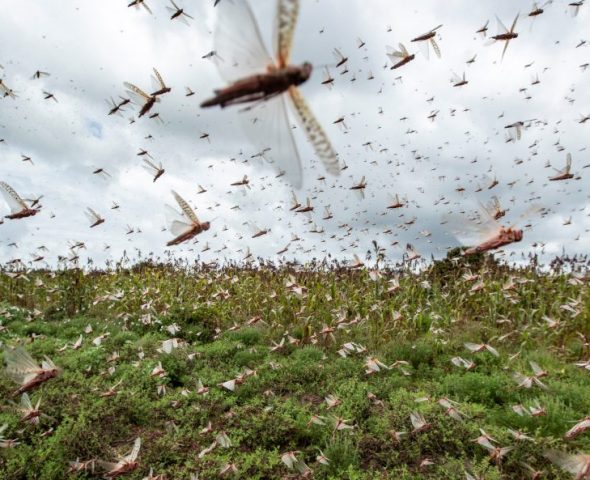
[0,0,589,269]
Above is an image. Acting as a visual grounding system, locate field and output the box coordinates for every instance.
[1,254,589,479]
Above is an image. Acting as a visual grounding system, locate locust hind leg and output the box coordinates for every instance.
[238,91,285,112]
[220,91,278,108]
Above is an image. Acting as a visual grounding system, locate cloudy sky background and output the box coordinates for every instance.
[0,0,588,268]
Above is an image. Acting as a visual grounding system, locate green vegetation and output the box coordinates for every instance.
[0,257,589,479]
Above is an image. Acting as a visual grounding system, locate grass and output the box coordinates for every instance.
[0,253,589,479]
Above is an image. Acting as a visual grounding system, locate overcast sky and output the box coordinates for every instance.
[0,0,589,268]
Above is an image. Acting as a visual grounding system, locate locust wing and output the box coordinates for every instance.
[124,437,141,463]
[124,82,154,108]
[495,14,510,35]
[41,356,56,370]
[507,204,542,230]
[3,347,42,385]
[0,182,29,214]
[138,1,152,14]
[165,210,194,238]
[167,215,192,237]
[416,39,431,60]
[142,158,160,174]
[85,208,101,224]
[544,450,589,475]
[510,13,519,33]
[430,38,441,59]
[275,0,300,67]
[449,206,502,247]
[240,95,302,188]
[172,190,199,223]
[387,43,409,60]
[150,68,167,92]
[213,0,274,82]
[20,392,33,410]
[288,86,340,177]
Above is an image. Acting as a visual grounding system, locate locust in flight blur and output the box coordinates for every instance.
[0,182,40,220]
[3,347,60,397]
[549,152,575,181]
[410,25,443,59]
[201,0,340,188]
[488,14,520,60]
[124,68,170,117]
[387,43,415,69]
[459,204,541,255]
[165,191,210,246]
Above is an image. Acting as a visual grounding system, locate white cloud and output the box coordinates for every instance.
[0,0,589,268]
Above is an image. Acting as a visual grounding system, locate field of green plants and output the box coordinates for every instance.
[1,254,589,479]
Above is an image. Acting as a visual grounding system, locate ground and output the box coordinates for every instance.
[0,257,589,479]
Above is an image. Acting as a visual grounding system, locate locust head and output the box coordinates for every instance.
[300,62,313,79]
[505,228,523,243]
[289,62,313,86]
